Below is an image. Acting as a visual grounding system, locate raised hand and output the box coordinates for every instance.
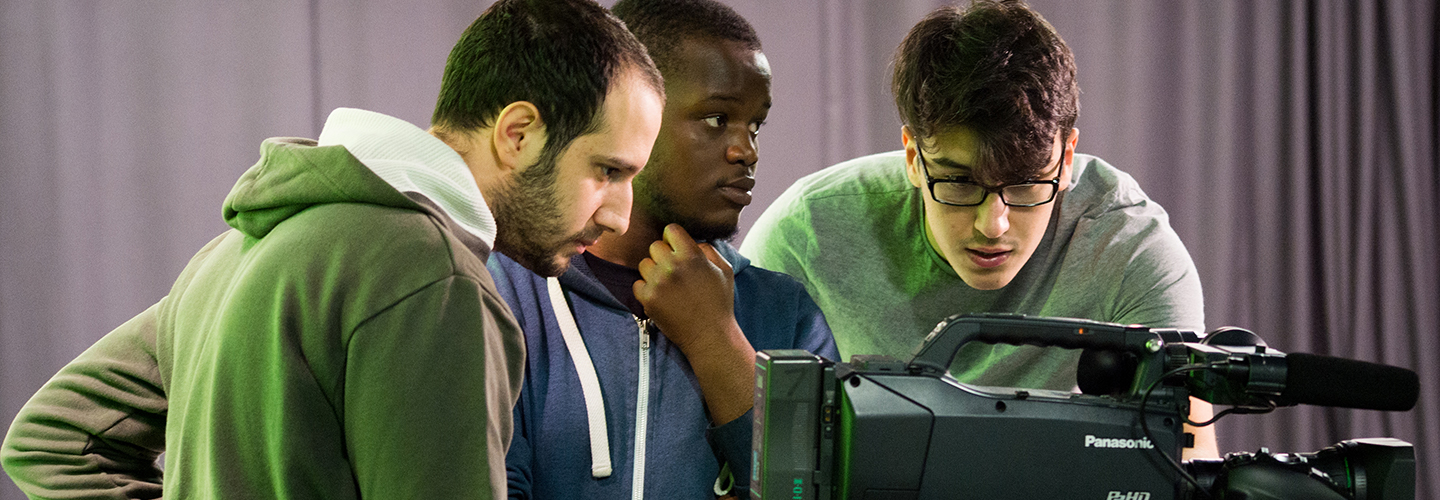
[634,224,736,348]
[634,224,755,425]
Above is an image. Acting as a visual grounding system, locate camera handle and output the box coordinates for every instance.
[907,313,1165,378]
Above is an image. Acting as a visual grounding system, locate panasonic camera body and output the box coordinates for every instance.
[751,313,1416,500]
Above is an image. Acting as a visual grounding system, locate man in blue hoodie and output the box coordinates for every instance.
[494,1,837,498]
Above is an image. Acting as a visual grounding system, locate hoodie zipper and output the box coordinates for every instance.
[632,316,651,500]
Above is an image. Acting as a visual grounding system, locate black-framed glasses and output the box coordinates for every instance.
[916,146,1063,207]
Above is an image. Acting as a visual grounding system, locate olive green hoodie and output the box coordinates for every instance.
[2,135,525,499]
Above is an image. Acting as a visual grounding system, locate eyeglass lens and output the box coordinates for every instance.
[933,182,1054,206]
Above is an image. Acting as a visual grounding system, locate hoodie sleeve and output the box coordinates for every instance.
[1,303,169,500]
[793,291,839,362]
[343,275,523,499]
[710,281,837,498]
[504,399,534,499]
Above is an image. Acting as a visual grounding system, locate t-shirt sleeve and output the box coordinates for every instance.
[343,276,522,499]
[1112,225,1206,334]
[1,302,168,500]
[740,189,813,292]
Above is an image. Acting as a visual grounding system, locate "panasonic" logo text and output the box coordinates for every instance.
[1084,435,1154,449]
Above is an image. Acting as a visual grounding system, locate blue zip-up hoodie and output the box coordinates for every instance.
[490,241,837,499]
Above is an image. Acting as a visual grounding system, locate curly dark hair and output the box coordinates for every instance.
[431,0,664,166]
[892,0,1079,184]
[611,0,761,78]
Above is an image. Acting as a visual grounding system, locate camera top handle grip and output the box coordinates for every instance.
[907,313,1163,378]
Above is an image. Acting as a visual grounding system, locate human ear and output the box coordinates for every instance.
[490,101,546,172]
[1058,127,1079,191]
[902,126,924,189]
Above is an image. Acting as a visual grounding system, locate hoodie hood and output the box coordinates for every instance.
[711,240,751,275]
[222,138,419,239]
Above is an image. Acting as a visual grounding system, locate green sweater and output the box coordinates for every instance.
[2,137,525,499]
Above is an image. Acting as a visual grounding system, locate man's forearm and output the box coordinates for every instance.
[678,318,756,426]
[1182,398,1219,460]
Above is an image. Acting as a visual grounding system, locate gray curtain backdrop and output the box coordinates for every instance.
[1,1,1434,498]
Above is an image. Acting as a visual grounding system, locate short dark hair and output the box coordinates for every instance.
[611,0,761,78]
[431,0,663,164]
[892,0,1079,183]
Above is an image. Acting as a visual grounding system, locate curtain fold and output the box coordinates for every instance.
[1043,1,1438,497]
[1,1,1435,499]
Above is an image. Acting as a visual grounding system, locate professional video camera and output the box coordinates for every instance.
[752,313,1420,500]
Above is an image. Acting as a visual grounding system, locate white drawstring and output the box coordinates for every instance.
[713,461,734,496]
[547,277,613,478]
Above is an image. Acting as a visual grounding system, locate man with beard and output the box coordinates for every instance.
[493,1,836,498]
[1,0,663,498]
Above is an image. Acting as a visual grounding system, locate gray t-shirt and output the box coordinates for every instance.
[740,151,1204,390]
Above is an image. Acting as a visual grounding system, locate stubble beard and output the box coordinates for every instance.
[491,151,592,277]
[634,170,738,243]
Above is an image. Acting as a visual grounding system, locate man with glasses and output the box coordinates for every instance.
[740,0,1216,457]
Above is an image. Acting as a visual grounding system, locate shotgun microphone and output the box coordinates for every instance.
[1080,327,1420,412]
[1177,327,1419,411]
[1273,352,1419,411]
